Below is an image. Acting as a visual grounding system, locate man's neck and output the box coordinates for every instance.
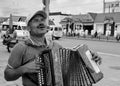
[30,35,45,45]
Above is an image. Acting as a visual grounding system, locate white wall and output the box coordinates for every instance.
[116,24,120,33]
[49,15,67,26]
[94,23,104,34]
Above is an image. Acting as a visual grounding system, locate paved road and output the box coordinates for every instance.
[0,38,120,86]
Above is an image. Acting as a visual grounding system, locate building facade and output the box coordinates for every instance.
[94,12,120,36]
[59,12,120,37]
[49,12,69,26]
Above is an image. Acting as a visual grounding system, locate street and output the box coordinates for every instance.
[0,38,120,86]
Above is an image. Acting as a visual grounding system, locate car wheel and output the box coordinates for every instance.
[55,37,60,40]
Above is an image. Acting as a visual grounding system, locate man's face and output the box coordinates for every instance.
[28,15,47,37]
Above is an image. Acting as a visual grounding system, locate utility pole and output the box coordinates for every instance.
[42,0,50,27]
[103,0,105,13]
[9,14,13,34]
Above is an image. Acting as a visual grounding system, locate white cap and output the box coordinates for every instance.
[26,10,47,26]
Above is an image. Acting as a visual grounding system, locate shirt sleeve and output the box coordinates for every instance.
[8,42,26,69]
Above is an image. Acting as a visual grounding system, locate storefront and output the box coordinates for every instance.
[104,17,115,36]
[94,13,120,36]
[83,23,94,35]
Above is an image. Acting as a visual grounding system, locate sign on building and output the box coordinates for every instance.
[103,0,120,13]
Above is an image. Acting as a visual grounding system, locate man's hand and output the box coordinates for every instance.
[21,59,44,74]
[91,51,102,65]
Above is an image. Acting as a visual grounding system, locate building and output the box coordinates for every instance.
[49,12,69,27]
[1,10,120,37]
[94,12,120,36]
[60,12,120,36]
[60,13,96,35]
[103,0,120,13]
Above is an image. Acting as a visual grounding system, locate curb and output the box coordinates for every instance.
[63,36,120,43]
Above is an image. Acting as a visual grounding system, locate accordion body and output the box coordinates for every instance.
[37,49,52,86]
[37,49,63,86]
[37,44,103,86]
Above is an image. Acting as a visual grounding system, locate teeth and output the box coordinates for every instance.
[37,26,45,28]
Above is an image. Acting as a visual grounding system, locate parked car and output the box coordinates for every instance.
[1,21,29,52]
[50,26,63,40]
[12,22,29,40]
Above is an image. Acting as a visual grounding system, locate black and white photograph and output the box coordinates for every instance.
[0,0,120,86]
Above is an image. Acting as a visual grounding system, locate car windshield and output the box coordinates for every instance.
[2,25,9,31]
[54,27,58,31]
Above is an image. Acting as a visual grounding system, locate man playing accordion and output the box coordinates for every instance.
[4,10,102,86]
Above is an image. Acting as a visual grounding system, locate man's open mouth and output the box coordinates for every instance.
[37,25,45,29]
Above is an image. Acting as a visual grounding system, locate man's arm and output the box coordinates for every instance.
[4,59,41,81]
[4,42,46,81]
[4,43,26,81]
[4,65,24,81]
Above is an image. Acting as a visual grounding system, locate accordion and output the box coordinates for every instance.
[37,44,103,86]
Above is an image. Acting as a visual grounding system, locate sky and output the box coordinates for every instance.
[0,0,117,17]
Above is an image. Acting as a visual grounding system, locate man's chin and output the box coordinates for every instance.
[30,32,46,37]
[37,32,46,37]
[30,30,47,37]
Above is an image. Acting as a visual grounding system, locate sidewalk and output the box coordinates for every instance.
[63,35,120,43]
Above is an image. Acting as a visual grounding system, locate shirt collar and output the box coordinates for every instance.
[29,37,47,47]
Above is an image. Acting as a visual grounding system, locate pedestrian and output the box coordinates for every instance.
[2,32,12,52]
[4,10,102,86]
